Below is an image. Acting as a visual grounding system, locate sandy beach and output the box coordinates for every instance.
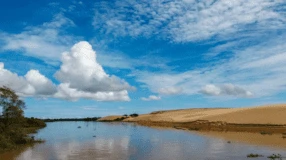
[97,105,286,149]
[124,104,286,124]
[99,104,286,133]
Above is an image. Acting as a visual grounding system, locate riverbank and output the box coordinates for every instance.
[99,104,286,134]
[0,118,46,153]
[2,121,286,160]
[117,104,286,149]
[135,121,286,134]
[197,131,286,149]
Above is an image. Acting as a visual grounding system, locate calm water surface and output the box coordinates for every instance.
[2,122,286,160]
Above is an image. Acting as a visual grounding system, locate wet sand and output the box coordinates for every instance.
[196,131,286,150]
[135,120,286,133]
[134,123,286,149]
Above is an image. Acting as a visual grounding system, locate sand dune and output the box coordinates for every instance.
[98,104,286,148]
[124,104,286,125]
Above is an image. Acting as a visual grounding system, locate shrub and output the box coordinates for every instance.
[0,134,13,150]
[267,154,282,160]
[25,118,46,128]
[114,117,126,121]
[247,153,263,158]
[0,122,5,133]
[0,87,46,152]
[129,113,139,117]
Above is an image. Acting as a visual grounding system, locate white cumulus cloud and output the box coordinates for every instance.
[25,70,57,95]
[0,62,57,97]
[54,41,134,101]
[0,41,134,101]
[54,83,130,101]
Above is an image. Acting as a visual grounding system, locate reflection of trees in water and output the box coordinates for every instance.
[8,122,286,160]
[15,136,131,160]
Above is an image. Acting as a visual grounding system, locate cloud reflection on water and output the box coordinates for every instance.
[11,122,286,160]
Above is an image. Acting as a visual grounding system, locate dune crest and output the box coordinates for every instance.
[124,104,286,125]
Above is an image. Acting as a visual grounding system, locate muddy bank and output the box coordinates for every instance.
[136,120,286,134]
[135,120,286,149]
[197,131,286,149]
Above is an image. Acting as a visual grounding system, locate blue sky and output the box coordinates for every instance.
[0,0,286,118]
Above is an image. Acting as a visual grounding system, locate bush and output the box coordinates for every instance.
[267,154,282,160]
[129,113,139,117]
[0,122,5,133]
[114,117,127,121]
[0,87,46,152]
[8,129,28,144]
[25,118,46,128]
[247,153,263,158]
[0,118,46,152]
[0,134,13,150]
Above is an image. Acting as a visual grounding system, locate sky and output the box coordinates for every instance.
[0,0,286,118]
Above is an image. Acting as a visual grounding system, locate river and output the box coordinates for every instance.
[1,122,286,160]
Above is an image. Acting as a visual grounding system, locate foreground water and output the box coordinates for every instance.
[1,122,286,160]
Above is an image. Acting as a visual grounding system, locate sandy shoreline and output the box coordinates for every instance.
[197,131,286,150]
[99,104,286,132]
[122,104,286,124]
[133,124,286,150]
[98,104,286,148]
[135,120,286,133]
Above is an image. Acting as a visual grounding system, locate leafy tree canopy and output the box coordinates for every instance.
[0,86,26,117]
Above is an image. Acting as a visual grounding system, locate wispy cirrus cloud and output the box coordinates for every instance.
[200,84,253,97]
[93,0,285,42]
[135,33,286,98]
[97,50,171,71]
[141,95,161,101]
[0,14,77,64]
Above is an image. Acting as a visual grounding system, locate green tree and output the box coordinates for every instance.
[0,86,25,126]
[0,86,46,151]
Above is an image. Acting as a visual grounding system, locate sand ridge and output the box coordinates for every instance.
[124,104,286,125]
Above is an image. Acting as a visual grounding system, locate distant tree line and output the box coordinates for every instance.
[43,117,101,122]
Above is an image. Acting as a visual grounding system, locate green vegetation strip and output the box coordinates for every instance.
[0,86,46,152]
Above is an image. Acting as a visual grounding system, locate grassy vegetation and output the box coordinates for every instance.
[267,154,282,160]
[0,86,46,153]
[114,117,127,121]
[115,113,139,121]
[0,117,46,152]
[260,131,273,135]
[247,153,263,158]
[98,113,140,122]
